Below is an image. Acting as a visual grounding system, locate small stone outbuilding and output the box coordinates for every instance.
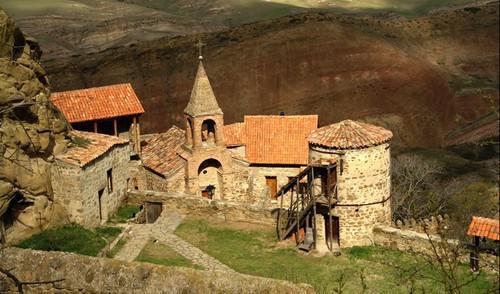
[51,131,130,227]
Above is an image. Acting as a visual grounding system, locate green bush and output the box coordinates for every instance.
[17,224,121,256]
[111,205,141,223]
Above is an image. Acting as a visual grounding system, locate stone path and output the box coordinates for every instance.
[113,210,234,272]
[114,223,153,261]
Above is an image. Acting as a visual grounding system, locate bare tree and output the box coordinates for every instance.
[391,155,446,221]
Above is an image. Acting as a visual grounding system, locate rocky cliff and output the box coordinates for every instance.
[43,1,499,147]
[0,9,71,243]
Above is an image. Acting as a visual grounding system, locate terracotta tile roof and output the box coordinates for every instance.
[244,115,318,165]
[141,126,186,176]
[224,123,245,147]
[51,83,145,123]
[56,131,129,167]
[308,119,393,149]
[467,217,499,241]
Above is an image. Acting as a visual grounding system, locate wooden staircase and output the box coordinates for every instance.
[276,161,338,252]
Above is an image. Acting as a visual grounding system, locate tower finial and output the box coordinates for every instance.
[195,39,206,60]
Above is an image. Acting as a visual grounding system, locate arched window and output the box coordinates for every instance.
[201,119,216,144]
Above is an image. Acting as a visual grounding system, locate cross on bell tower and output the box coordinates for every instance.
[195,39,205,60]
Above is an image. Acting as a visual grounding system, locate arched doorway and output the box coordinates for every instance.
[201,119,216,145]
[198,159,223,199]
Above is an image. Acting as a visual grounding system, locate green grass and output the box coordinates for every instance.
[175,218,496,293]
[136,239,203,270]
[106,237,128,258]
[16,224,122,256]
[110,204,141,223]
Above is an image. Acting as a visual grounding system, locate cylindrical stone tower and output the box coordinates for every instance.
[308,120,393,247]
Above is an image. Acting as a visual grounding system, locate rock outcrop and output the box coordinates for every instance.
[0,247,314,293]
[0,9,71,243]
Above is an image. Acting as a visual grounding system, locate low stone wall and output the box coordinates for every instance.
[373,225,451,255]
[126,190,277,226]
[0,248,314,293]
[373,226,499,271]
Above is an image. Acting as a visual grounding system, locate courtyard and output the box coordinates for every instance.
[18,207,497,294]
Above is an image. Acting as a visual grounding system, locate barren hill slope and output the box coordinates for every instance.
[41,1,498,147]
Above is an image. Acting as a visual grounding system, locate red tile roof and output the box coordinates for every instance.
[56,131,129,167]
[224,123,245,147]
[467,217,499,241]
[308,119,393,149]
[244,115,318,165]
[51,83,145,123]
[141,126,186,176]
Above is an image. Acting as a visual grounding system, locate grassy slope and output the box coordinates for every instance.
[175,218,494,293]
[135,239,203,269]
[16,225,122,256]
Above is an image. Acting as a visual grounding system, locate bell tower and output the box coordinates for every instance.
[183,41,232,198]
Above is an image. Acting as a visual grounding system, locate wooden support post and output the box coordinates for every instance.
[327,167,332,251]
[113,119,118,136]
[470,236,480,272]
[296,178,300,244]
[311,167,317,249]
[133,116,141,154]
[93,121,98,133]
[277,190,284,240]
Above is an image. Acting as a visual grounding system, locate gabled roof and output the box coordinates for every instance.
[308,119,393,149]
[467,217,499,241]
[244,115,318,165]
[141,126,186,176]
[224,123,245,147]
[56,131,129,167]
[51,83,145,123]
[184,61,223,117]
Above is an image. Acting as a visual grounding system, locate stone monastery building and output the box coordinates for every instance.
[45,55,394,249]
[136,58,394,248]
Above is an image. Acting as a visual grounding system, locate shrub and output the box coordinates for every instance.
[17,224,121,256]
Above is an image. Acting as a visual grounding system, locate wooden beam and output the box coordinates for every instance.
[93,121,98,133]
[113,119,118,136]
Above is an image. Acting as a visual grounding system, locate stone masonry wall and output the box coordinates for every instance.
[309,143,391,247]
[0,248,314,293]
[221,158,250,202]
[51,144,130,227]
[127,190,276,226]
[248,165,303,206]
[142,167,187,194]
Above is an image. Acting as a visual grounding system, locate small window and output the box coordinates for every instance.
[107,169,113,193]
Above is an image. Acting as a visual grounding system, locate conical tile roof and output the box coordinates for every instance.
[308,119,393,149]
[184,61,223,117]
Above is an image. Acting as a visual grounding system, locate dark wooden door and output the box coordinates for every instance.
[325,216,340,247]
[265,176,278,198]
[98,189,104,222]
[145,202,162,223]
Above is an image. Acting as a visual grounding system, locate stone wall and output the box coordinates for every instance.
[0,248,314,293]
[309,143,391,247]
[51,144,130,227]
[248,165,303,205]
[127,190,276,226]
[141,166,187,194]
[221,158,250,202]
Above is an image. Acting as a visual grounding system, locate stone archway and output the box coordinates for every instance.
[198,158,223,199]
[201,119,217,145]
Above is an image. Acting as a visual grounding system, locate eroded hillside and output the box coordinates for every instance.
[39,1,498,147]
